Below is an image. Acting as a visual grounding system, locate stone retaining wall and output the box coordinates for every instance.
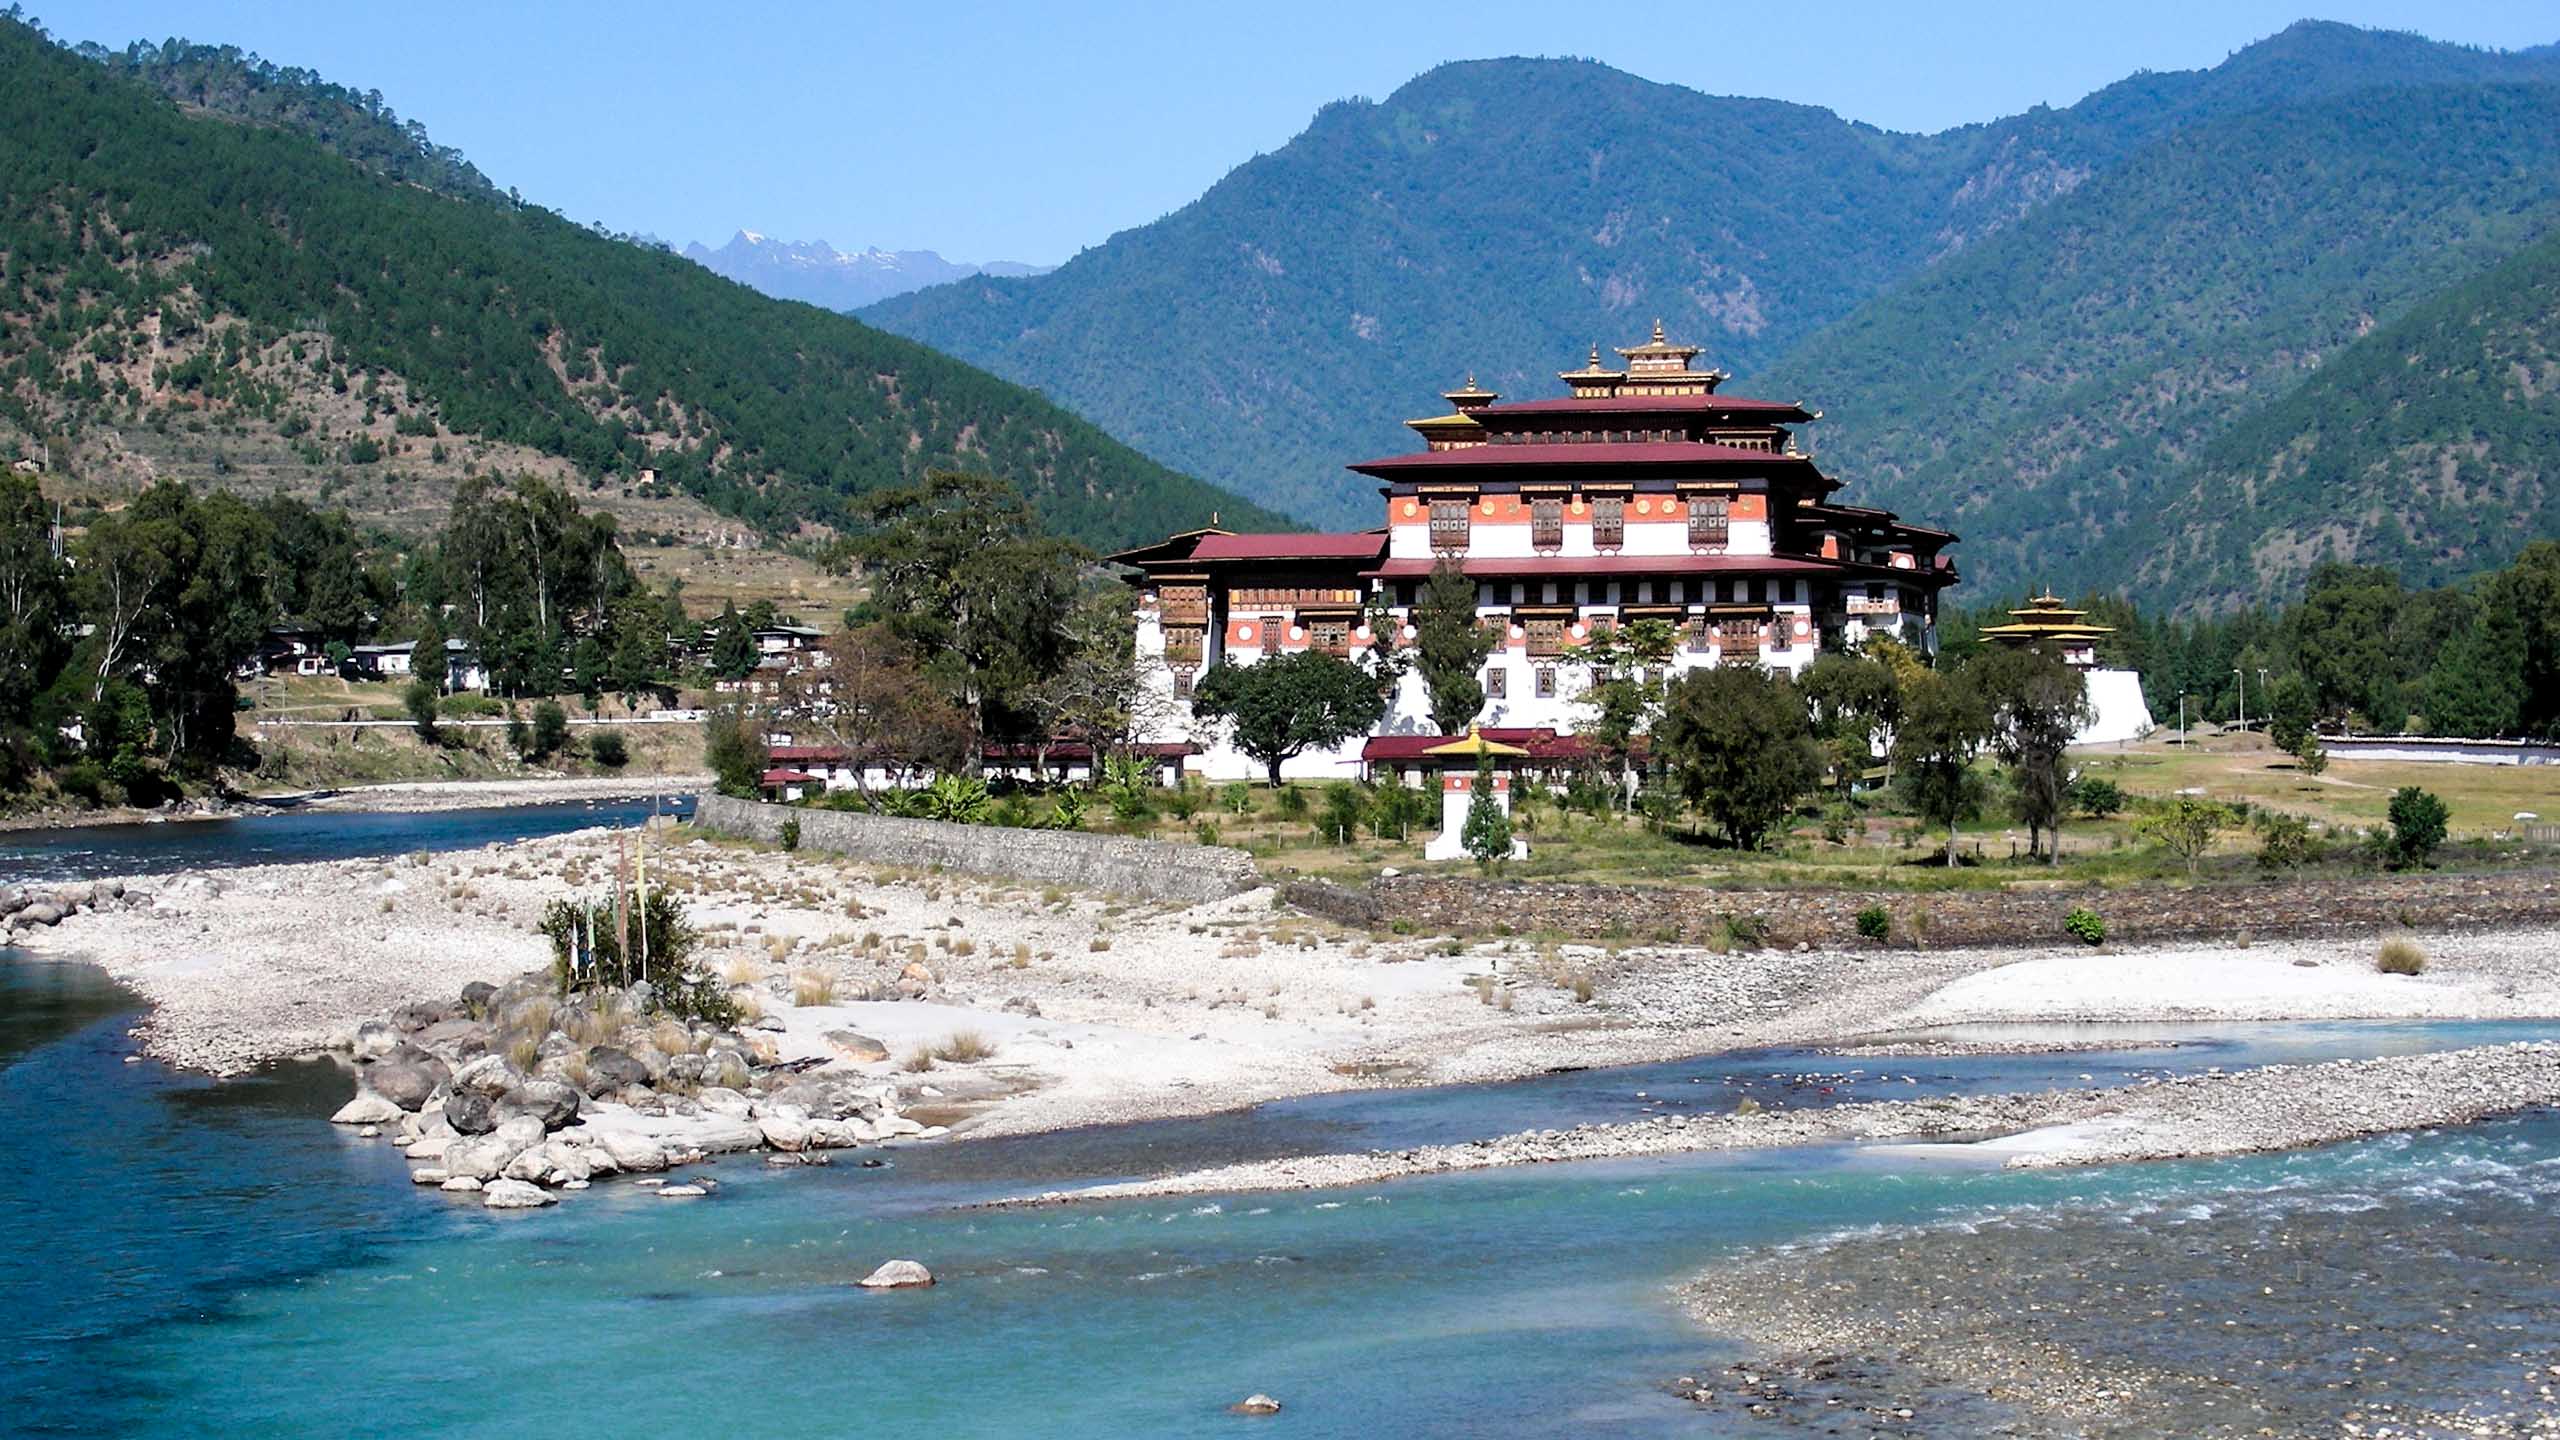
[1367,868,2560,949]
[693,795,1260,904]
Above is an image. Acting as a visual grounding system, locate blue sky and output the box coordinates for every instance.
[38,1,2560,265]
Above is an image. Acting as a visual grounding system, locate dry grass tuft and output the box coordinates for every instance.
[930,1030,996,1063]
[792,969,840,1006]
[2377,937,2428,976]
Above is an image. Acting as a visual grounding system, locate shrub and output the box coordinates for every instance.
[528,700,570,760]
[791,968,837,1005]
[1274,785,1309,819]
[779,815,801,852]
[402,678,441,741]
[2064,906,2106,946]
[2067,776,2124,817]
[588,728,629,768]
[1855,905,1891,942]
[439,692,501,719]
[2386,787,2449,869]
[1317,782,1366,845]
[1367,782,1435,841]
[2292,735,2328,776]
[1193,819,1222,847]
[2376,937,2427,975]
[1220,782,1254,815]
[1721,913,1773,949]
[2138,796,2230,877]
[2255,812,2315,871]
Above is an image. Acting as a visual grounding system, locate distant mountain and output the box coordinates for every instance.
[863,21,2560,600]
[2123,227,2560,606]
[683,232,1052,311]
[1756,80,2560,610]
[0,18,1283,551]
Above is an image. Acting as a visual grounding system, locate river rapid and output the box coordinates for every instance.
[2,804,2552,1437]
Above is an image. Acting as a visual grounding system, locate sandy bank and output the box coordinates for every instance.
[285,774,708,813]
[998,1043,2560,1203]
[15,821,2560,1151]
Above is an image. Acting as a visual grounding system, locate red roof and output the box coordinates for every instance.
[1188,531,1386,561]
[1476,393,1810,419]
[760,769,819,784]
[1350,441,1813,475]
[765,741,1199,766]
[1366,554,1860,580]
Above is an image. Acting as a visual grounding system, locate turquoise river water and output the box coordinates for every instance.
[2,804,2553,1436]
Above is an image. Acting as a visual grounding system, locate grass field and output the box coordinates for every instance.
[2072,731,2560,837]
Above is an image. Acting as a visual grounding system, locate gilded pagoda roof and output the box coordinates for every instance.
[1980,591,2111,641]
[1420,724,1530,759]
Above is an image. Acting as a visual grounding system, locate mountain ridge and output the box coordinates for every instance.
[863,21,2560,603]
[0,19,1284,554]
[681,231,1051,312]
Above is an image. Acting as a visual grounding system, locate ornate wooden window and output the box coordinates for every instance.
[1718,616,1763,660]
[1534,666,1557,699]
[1173,669,1197,699]
[1689,496,1730,549]
[1530,497,1563,550]
[1766,615,1792,652]
[1429,500,1471,552]
[1485,665,1507,699]
[1590,495,1625,549]
[1163,625,1205,665]
[1308,616,1352,655]
[1523,616,1569,658]
[1158,584,1208,624]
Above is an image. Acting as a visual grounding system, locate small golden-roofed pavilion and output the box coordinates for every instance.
[1420,724,1531,759]
[1980,592,2111,664]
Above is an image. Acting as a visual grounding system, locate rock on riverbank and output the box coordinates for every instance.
[1002,1042,2560,1204]
[337,972,940,1210]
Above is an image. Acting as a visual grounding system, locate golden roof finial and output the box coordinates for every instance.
[1650,318,1665,343]
[1587,343,1602,367]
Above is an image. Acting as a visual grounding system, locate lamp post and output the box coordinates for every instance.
[2234,667,2247,733]
[2179,691,2188,748]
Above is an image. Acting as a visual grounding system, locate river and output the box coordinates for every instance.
[1,803,2552,1436]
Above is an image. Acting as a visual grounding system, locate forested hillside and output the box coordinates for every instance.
[2124,230,2560,605]
[0,19,1281,551]
[865,22,2560,538]
[1757,82,2560,607]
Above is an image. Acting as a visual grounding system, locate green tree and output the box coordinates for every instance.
[2283,563,2407,724]
[1974,646,2093,864]
[1413,557,1495,735]
[2140,795,2231,877]
[1654,664,1821,849]
[1190,650,1387,787]
[411,607,449,695]
[701,702,769,799]
[2385,786,2449,868]
[2488,542,2560,738]
[1567,618,1677,802]
[1460,755,1514,870]
[1892,666,1993,867]
[709,599,755,681]
[2421,608,2526,738]
[76,483,273,773]
[0,473,69,743]
[528,699,569,760]
[608,595,668,705]
[2265,673,2318,753]
[1798,648,1902,785]
[854,470,1084,768]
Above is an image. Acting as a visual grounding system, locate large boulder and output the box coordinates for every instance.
[331,1091,404,1125]
[449,1055,520,1098]
[856,1259,934,1289]
[583,1046,651,1095]
[759,1115,814,1152]
[481,1178,555,1210]
[458,980,498,1016]
[825,1031,891,1064]
[390,999,451,1033]
[444,1089,499,1135]
[350,1020,400,1061]
[15,901,64,928]
[498,1080,581,1132]
[441,1135,514,1181]
[366,1046,451,1111]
